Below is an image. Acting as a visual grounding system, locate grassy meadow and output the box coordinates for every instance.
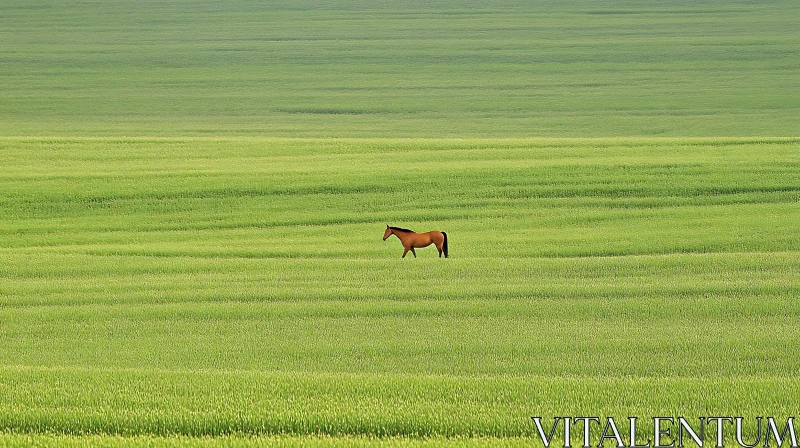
[2,0,798,137]
[1,137,799,446]
[1,0,799,446]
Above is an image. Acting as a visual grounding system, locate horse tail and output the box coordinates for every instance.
[442,232,448,258]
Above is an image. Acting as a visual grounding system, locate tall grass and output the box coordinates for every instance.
[0,137,798,444]
[2,1,799,445]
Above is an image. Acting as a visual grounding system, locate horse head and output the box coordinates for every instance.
[383,225,393,241]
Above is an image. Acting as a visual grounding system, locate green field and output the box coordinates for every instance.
[2,0,798,137]
[2,137,798,446]
[2,1,799,447]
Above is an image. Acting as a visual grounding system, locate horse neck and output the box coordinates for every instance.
[393,229,413,241]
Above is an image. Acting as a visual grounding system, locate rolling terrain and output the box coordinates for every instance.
[1,137,798,445]
[1,0,798,446]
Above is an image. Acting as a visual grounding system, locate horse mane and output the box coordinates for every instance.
[389,226,415,233]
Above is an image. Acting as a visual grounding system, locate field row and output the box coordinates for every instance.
[2,367,799,439]
[1,138,797,260]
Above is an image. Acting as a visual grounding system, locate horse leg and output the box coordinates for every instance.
[402,247,410,258]
[410,247,417,258]
[437,246,442,258]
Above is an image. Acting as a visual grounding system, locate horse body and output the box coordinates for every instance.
[383,226,448,258]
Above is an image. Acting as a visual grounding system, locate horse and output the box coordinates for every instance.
[383,225,448,258]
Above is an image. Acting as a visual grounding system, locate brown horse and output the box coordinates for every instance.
[383,226,448,258]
